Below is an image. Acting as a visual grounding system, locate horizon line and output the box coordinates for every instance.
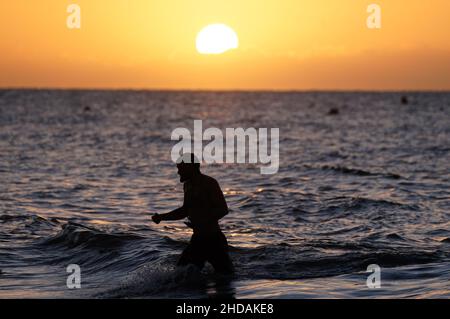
[0,86,449,93]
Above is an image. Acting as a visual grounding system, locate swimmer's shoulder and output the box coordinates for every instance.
[200,173,220,187]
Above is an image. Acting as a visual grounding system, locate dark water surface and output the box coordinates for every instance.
[0,90,449,298]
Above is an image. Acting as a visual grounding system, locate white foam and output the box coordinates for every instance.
[101,262,207,298]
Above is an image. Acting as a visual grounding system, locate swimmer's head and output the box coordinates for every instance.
[176,153,200,182]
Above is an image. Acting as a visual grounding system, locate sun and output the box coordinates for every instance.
[196,24,239,55]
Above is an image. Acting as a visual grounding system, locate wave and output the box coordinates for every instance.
[96,241,446,298]
[0,214,60,238]
[99,262,209,298]
[0,213,58,224]
[231,243,445,280]
[344,196,417,210]
[40,221,143,249]
[291,196,420,222]
[305,164,402,179]
[326,196,417,213]
[2,213,447,298]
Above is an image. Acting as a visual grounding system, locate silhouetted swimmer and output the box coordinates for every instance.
[327,107,339,115]
[152,153,234,275]
[401,96,409,105]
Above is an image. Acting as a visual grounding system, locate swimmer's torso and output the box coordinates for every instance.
[183,174,223,235]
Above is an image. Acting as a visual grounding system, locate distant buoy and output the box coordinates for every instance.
[327,108,339,115]
[401,96,409,105]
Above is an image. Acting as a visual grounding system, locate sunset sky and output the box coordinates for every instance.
[1,0,449,90]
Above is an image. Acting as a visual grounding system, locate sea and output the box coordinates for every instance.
[0,89,449,298]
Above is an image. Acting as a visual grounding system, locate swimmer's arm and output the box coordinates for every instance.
[153,206,188,223]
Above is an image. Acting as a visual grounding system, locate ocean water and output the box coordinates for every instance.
[0,89,449,298]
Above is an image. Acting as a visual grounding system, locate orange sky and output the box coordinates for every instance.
[1,0,449,90]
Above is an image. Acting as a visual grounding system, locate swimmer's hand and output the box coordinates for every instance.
[152,213,162,224]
